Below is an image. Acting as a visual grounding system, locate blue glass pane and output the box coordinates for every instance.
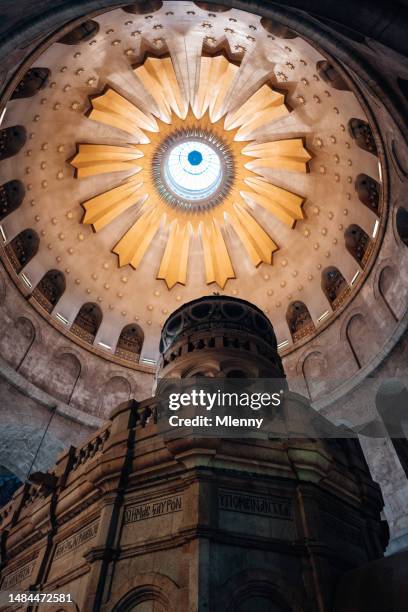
[188,150,203,166]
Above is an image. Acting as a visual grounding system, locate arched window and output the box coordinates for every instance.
[226,369,248,378]
[0,316,35,370]
[286,301,315,343]
[378,266,398,321]
[58,20,100,44]
[348,118,377,155]
[115,324,143,362]
[32,270,66,313]
[11,68,51,99]
[71,303,102,344]
[345,224,372,268]
[355,174,380,214]
[112,583,170,611]
[0,126,27,160]
[396,207,408,246]
[260,17,297,38]
[225,577,292,612]
[0,180,25,220]
[100,377,132,417]
[194,2,230,12]
[45,353,81,404]
[316,60,350,91]
[321,266,350,310]
[122,1,163,15]
[5,228,39,273]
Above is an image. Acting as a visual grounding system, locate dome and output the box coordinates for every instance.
[0,1,389,367]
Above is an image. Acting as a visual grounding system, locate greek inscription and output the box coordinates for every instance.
[218,489,292,519]
[1,562,34,590]
[54,521,99,560]
[124,495,182,524]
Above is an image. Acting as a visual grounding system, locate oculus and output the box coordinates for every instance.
[153,130,234,211]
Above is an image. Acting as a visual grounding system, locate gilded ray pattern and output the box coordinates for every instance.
[71,55,311,289]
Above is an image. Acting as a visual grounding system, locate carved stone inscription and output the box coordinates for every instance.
[124,495,182,524]
[54,520,99,560]
[218,489,292,519]
[1,561,35,590]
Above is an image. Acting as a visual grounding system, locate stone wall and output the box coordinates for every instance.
[0,262,155,479]
[0,0,407,558]
[0,265,155,420]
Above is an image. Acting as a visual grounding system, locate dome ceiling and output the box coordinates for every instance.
[71,55,310,289]
[0,1,384,364]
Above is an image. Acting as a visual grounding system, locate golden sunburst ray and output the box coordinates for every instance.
[71,144,144,178]
[88,87,158,137]
[157,220,191,288]
[201,220,235,289]
[81,175,144,231]
[193,54,239,122]
[71,54,310,289]
[242,139,311,172]
[224,84,289,138]
[229,203,279,266]
[112,204,163,268]
[134,56,188,122]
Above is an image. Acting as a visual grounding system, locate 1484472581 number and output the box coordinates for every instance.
[8,592,73,603]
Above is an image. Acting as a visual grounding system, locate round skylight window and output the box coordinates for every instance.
[164,140,222,201]
[152,130,234,211]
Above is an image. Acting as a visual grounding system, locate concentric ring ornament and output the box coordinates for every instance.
[152,129,235,212]
[71,54,311,289]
